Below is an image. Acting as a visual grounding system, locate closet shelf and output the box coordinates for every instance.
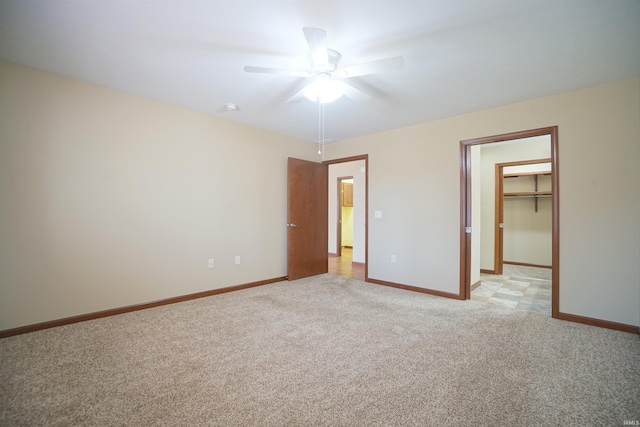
[504,171,551,178]
[502,169,552,212]
[504,191,552,197]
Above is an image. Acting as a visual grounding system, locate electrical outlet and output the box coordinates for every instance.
[208,259,214,268]
[235,255,241,265]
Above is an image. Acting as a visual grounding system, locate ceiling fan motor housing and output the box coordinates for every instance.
[312,49,342,73]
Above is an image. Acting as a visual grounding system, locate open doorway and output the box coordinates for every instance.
[460,127,559,318]
[326,156,367,281]
[477,157,553,314]
[286,155,368,281]
[336,177,353,257]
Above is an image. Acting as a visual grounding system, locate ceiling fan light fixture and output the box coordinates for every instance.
[303,73,344,103]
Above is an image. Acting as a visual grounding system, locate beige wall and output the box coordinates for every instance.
[0,60,315,330]
[2,60,639,330]
[326,76,640,327]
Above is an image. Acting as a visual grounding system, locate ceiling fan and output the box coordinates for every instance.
[244,27,404,104]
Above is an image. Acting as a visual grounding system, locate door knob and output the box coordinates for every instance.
[287,223,300,228]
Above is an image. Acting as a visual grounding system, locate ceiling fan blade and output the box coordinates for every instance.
[336,56,404,78]
[303,27,329,68]
[244,65,310,78]
[341,81,372,103]
[285,85,309,104]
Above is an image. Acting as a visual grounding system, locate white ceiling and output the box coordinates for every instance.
[1,1,639,143]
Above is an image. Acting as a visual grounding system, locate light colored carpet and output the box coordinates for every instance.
[1,274,639,426]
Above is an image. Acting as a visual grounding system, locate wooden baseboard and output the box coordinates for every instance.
[352,261,365,267]
[480,269,495,275]
[5,276,635,338]
[557,312,639,335]
[471,280,482,291]
[0,276,286,339]
[368,279,638,334]
[504,261,552,269]
[367,277,463,300]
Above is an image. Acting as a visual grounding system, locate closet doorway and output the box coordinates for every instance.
[460,127,559,318]
[495,159,552,276]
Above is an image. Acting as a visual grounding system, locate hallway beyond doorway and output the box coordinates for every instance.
[329,247,365,281]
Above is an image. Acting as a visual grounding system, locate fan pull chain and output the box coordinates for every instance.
[321,102,325,161]
[317,100,326,160]
[318,100,322,155]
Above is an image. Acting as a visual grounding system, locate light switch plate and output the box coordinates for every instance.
[374,210,382,219]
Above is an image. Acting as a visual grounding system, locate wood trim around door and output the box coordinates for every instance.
[494,163,504,275]
[324,155,369,282]
[460,126,559,318]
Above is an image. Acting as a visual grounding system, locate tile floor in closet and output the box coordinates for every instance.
[472,264,552,315]
[329,250,551,316]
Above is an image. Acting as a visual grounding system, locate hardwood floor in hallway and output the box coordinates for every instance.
[328,247,365,281]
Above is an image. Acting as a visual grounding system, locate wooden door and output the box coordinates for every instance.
[287,157,328,280]
[342,182,353,206]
